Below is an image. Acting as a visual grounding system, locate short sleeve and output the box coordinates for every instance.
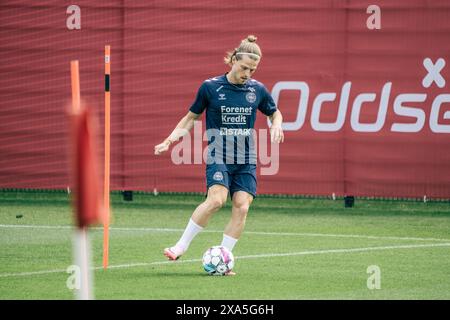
[258,85,277,116]
[189,82,209,114]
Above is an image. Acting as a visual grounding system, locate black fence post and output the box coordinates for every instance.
[123,190,133,201]
[344,195,354,208]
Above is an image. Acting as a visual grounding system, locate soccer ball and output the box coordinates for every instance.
[202,246,235,276]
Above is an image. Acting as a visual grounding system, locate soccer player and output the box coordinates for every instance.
[154,35,284,275]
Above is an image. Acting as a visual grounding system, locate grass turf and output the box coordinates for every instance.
[0,190,449,300]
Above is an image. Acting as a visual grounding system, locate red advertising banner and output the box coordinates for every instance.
[0,0,449,198]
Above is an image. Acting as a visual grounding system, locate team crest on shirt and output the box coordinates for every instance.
[213,171,223,181]
[246,92,256,103]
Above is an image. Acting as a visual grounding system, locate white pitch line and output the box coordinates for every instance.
[0,224,72,230]
[243,231,450,242]
[237,242,450,260]
[0,268,68,278]
[0,224,449,242]
[1,242,449,279]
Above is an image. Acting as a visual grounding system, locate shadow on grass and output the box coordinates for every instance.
[120,268,207,279]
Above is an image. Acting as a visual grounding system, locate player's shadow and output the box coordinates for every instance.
[138,270,206,278]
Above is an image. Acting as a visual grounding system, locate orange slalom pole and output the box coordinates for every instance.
[70,61,81,113]
[103,46,111,269]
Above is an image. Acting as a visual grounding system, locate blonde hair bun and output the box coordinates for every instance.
[246,35,257,43]
[224,35,262,65]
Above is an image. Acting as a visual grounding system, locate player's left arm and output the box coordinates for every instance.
[268,110,284,143]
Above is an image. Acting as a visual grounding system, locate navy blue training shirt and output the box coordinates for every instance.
[189,74,277,165]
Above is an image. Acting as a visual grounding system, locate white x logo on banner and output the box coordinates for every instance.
[422,58,446,88]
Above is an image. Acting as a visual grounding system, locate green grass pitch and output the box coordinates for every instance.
[0,190,449,300]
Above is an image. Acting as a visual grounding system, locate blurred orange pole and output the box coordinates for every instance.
[70,60,94,299]
[103,46,111,269]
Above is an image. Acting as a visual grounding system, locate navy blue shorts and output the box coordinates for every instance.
[206,164,257,198]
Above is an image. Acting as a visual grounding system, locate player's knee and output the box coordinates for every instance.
[233,203,250,215]
[206,197,226,211]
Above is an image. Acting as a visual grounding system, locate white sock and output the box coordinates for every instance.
[175,218,203,252]
[221,234,238,251]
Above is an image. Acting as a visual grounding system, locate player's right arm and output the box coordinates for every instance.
[154,111,201,155]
